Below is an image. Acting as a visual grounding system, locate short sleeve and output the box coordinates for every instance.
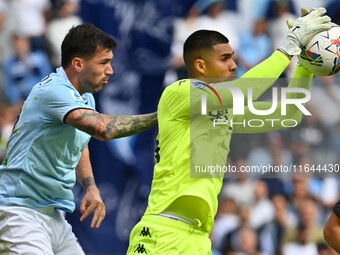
[41,84,95,122]
[162,79,190,120]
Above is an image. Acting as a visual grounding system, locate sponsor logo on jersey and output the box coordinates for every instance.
[70,90,85,104]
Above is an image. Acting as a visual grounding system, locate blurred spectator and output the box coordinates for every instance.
[271,194,298,254]
[298,198,324,243]
[236,19,271,77]
[288,177,311,208]
[308,178,339,210]
[284,197,325,245]
[221,178,255,206]
[170,4,202,79]
[253,0,272,20]
[221,159,255,206]
[0,104,19,162]
[211,198,239,250]
[267,0,297,76]
[249,180,275,230]
[0,0,15,104]
[282,223,318,255]
[0,0,14,62]
[265,0,296,20]
[46,0,82,68]
[219,204,271,255]
[235,227,265,255]
[198,0,240,52]
[169,0,240,80]
[219,205,252,253]
[11,0,51,52]
[3,35,52,105]
[0,0,4,29]
[249,180,275,254]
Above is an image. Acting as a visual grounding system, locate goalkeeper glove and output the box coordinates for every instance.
[278,7,331,58]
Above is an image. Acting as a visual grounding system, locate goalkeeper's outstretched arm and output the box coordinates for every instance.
[232,65,313,134]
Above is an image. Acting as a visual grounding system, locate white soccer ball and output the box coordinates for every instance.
[299,23,340,76]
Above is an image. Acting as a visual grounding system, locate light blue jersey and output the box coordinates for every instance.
[0,67,95,213]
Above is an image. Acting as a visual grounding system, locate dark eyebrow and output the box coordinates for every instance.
[102,58,112,63]
[221,52,234,58]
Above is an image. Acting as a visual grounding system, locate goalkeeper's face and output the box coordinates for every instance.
[79,47,114,94]
[203,43,237,81]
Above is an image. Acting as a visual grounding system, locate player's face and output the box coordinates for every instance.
[204,43,237,81]
[80,48,113,94]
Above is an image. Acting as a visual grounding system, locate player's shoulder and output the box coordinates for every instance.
[38,72,72,93]
[29,71,77,103]
[162,78,214,99]
[167,79,190,88]
[49,71,69,86]
[163,79,191,95]
[166,79,210,88]
[164,78,213,93]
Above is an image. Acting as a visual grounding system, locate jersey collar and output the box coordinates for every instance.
[56,67,74,88]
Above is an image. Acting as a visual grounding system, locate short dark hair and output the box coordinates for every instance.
[183,30,229,68]
[61,23,117,67]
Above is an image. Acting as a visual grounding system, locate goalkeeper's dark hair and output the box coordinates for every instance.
[183,30,229,67]
[61,23,117,68]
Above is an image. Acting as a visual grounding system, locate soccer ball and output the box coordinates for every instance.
[299,23,340,76]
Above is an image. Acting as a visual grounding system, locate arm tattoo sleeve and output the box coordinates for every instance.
[102,112,157,139]
[72,110,157,140]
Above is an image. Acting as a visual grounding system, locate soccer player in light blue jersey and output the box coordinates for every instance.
[0,23,157,254]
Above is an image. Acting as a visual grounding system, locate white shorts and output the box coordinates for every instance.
[0,205,85,255]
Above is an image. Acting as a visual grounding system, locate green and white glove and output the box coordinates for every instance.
[278,7,331,58]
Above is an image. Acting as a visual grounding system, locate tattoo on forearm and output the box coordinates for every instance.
[103,112,157,139]
[82,177,96,190]
[74,110,104,136]
[74,110,157,140]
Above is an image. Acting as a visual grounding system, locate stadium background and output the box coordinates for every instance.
[1,0,340,254]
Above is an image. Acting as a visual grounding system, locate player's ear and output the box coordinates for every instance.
[72,57,84,72]
[194,58,206,75]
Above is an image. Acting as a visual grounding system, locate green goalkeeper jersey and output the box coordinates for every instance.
[145,51,312,233]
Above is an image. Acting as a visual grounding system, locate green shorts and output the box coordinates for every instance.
[126,214,211,255]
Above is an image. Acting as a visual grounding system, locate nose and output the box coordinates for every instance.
[230,59,237,71]
[106,63,114,76]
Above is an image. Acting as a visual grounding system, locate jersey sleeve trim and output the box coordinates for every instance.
[62,106,95,123]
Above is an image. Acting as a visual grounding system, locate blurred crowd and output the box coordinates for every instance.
[1,0,340,254]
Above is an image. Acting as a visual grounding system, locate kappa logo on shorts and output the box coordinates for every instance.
[140,227,152,237]
[134,243,147,254]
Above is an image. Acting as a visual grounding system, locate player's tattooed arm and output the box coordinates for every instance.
[65,109,157,140]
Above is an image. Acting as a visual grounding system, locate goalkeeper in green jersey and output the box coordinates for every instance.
[127,8,331,255]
